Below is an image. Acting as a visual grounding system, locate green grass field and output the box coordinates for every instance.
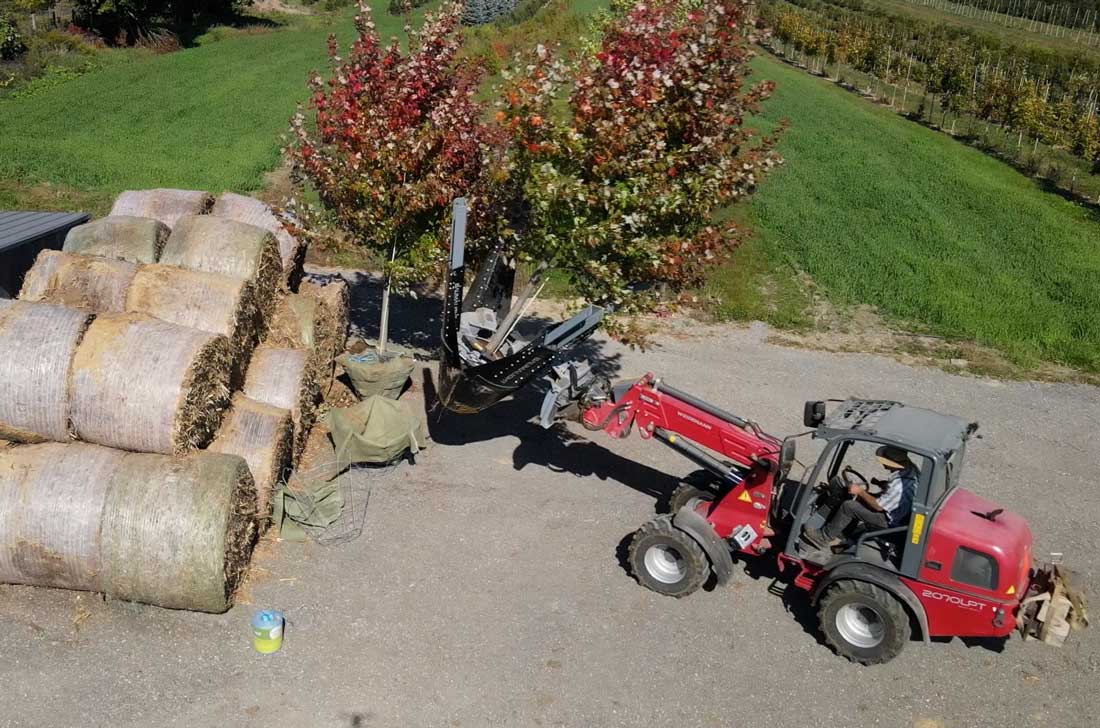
[710,53,1100,371]
[0,2,422,207]
[2,0,1099,372]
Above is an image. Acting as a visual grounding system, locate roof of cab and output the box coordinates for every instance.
[819,399,974,457]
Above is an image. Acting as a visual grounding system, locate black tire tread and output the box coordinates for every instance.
[818,580,911,665]
[627,515,709,598]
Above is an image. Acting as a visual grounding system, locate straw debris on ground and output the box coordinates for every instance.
[0,300,91,443]
[0,442,257,613]
[209,394,293,529]
[63,216,170,264]
[110,189,213,228]
[69,313,232,454]
[19,250,137,312]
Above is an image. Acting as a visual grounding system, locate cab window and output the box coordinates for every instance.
[951,546,998,591]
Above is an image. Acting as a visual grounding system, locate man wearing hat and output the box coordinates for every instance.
[802,445,917,550]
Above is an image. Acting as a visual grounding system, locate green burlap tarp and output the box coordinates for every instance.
[274,396,425,540]
[326,395,427,466]
[337,351,413,400]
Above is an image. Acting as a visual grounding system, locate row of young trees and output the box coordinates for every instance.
[286,0,781,343]
[763,0,1100,165]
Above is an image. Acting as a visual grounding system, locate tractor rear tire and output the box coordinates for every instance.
[660,471,717,514]
[628,516,710,598]
[818,580,911,665]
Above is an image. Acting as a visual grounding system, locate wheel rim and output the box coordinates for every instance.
[836,603,885,649]
[644,544,687,584]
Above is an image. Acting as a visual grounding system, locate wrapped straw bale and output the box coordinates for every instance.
[211,192,307,289]
[126,264,261,376]
[0,442,257,613]
[0,442,126,591]
[99,449,257,613]
[63,216,170,264]
[110,189,213,229]
[301,277,350,360]
[69,313,232,454]
[209,394,293,528]
[19,250,137,312]
[0,300,91,443]
[160,216,281,314]
[243,346,319,459]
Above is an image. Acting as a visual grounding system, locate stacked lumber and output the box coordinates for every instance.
[0,188,349,612]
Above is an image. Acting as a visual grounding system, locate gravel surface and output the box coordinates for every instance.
[1,321,1097,728]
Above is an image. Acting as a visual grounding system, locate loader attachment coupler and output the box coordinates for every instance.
[436,198,606,414]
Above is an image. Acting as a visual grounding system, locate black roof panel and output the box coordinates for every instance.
[0,211,90,254]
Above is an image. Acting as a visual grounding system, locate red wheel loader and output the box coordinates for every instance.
[538,368,1089,664]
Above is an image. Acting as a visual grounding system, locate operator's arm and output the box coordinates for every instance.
[848,484,885,511]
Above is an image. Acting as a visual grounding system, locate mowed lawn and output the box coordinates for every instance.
[718,54,1100,372]
[0,2,419,199]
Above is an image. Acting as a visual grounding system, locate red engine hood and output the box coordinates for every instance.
[934,488,1033,597]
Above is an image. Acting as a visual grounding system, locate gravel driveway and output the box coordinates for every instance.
[1,319,1097,728]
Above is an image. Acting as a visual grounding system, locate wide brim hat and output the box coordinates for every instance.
[875,445,912,470]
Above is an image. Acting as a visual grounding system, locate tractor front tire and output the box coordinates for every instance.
[628,516,709,598]
[818,580,911,665]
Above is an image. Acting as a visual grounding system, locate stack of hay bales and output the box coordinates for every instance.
[0,188,350,611]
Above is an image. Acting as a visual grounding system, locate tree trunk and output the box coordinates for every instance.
[377,240,398,353]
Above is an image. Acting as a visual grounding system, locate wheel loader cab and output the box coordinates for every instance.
[783,399,979,581]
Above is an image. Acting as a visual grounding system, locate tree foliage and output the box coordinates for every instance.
[286,1,494,287]
[488,0,782,329]
[72,0,252,42]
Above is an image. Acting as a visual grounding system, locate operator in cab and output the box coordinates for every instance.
[802,445,917,549]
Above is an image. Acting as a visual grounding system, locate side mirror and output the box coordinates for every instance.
[803,400,826,428]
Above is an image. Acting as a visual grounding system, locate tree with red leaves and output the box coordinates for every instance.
[286,1,493,351]
[493,0,783,338]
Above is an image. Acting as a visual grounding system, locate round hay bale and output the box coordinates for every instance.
[0,443,257,613]
[266,293,320,350]
[211,192,307,289]
[160,216,281,317]
[19,250,137,312]
[126,264,261,376]
[110,189,213,229]
[99,450,257,613]
[69,313,232,454]
[243,347,319,458]
[208,394,293,529]
[0,301,91,443]
[301,277,350,360]
[0,442,127,591]
[62,216,170,264]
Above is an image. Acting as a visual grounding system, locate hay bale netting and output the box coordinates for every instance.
[110,189,214,229]
[209,394,293,528]
[211,192,307,289]
[62,216,170,264]
[0,300,91,442]
[0,442,257,613]
[243,346,320,459]
[100,449,257,612]
[18,250,137,312]
[126,264,261,377]
[70,313,232,454]
[160,215,282,314]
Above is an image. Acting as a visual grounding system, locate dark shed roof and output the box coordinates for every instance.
[0,211,90,254]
